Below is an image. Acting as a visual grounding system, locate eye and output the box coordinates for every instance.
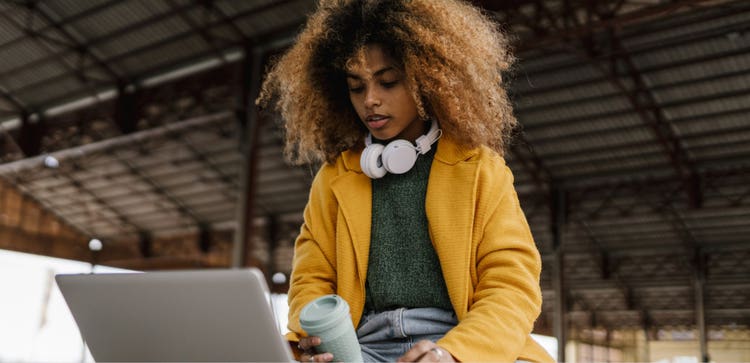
[348,86,364,94]
[381,80,398,88]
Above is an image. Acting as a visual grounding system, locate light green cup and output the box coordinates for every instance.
[300,294,363,363]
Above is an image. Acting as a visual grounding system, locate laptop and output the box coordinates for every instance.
[56,268,295,362]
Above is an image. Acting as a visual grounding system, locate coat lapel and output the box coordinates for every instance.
[426,136,479,317]
[330,150,372,290]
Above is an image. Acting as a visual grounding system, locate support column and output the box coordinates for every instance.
[551,186,567,362]
[694,249,709,362]
[232,44,264,268]
[641,311,652,362]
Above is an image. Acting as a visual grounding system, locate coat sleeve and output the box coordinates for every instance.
[285,163,340,342]
[438,161,546,362]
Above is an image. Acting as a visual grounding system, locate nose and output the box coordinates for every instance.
[364,87,381,108]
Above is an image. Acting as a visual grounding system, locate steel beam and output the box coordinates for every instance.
[519,3,750,77]
[0,1,195,81]
[0,0,121,53]
[232,44,263,268]
[18,113,45,157]
[18,2,122,82]
[551,186,567,363]
[0,111,232,175]
[165,0,232,64]
[694,249,709,362]
[0,86,28,115]
[114,86,138,134]
[195,0,248,41]
[514,0,725,53]
[509,136,550,193]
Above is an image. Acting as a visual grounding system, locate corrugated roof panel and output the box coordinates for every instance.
[215,0,277,14]
[686,213,750,232]
[234,0,314,36]
[515,65,601,93]
[650,72,750,103]
[0,38,54,74]
[515,81,618,110]
[145,168,219,189]
[685,216,750,235]
[582,214,666,230]
[118,201,172,217]
[534,127,654,156]
[13,74,85,106]
[206,24,244,44]
[675,112,749,136]
[0,13,23,44]
[664,93,750,119]
[93,14,193,60]
[183,5,222,28]
[633,35,745,71]
[571,208,663,228]
[521,101,632,128]
[691,139,750,159]
[685,129,750,148]
[517,50,577,73]
[521,95,631,124]
[644,53,750,87]
[588,224,678,243]
[563,156,672,179]
[552,153,667,179]
[113,34,208,75]
[40,0,115,20]
[544,144,663,168]
[524,114,644,141]
[129,215,192,231]
[624,9,750,48]
[69,0,172,38]
[1,59,69,90]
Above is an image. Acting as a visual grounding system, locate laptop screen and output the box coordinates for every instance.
[56,268,294,362]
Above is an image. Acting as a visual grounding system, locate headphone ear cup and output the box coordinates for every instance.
[360,143,387,179]
[381,140,418,174]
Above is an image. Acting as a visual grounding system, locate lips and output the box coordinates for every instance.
[366,114,389,129]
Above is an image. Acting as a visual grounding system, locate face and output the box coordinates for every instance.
[345,44,423,142]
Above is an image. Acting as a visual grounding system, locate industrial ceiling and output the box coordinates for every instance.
[0,0,747,346]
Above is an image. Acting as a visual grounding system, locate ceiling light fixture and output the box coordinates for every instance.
[43,155,59,168]
[88,238,103,251]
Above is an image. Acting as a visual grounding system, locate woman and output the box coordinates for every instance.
[258,1,552,362]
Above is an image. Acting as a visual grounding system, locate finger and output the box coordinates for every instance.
[298,336,321,351]
[397,340,435,362]
[424,347,446,362]
[303,352,334,362]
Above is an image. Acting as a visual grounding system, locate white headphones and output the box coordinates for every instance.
[360,119,442,179]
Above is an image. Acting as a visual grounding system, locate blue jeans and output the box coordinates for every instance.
[357,307,458,363]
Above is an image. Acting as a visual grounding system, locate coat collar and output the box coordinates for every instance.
[332,134,479,317]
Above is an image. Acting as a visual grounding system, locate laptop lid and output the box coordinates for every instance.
[56,268,294,362]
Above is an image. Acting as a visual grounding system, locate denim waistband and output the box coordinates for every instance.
[357,307,457,343]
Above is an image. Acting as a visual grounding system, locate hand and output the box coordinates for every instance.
[297,336,333,362]
[398,340,455,362]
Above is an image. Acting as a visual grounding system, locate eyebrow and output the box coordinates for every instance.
[346,66,396,79]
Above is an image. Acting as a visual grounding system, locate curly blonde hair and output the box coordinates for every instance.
[258,0,516,164]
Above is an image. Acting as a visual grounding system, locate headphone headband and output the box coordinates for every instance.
[364,119,440,151]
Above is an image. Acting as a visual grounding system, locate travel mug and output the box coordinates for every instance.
[299,294,363,363]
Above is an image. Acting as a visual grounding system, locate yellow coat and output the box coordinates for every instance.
[286,135,553,362]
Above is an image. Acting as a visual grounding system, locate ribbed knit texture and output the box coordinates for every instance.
[364,144,453,312]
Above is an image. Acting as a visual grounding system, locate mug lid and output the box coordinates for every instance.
[299,294,350,332]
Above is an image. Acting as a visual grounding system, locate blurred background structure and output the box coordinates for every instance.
[0,0,748,362]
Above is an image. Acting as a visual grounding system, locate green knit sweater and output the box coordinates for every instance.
[364,144,453,312]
